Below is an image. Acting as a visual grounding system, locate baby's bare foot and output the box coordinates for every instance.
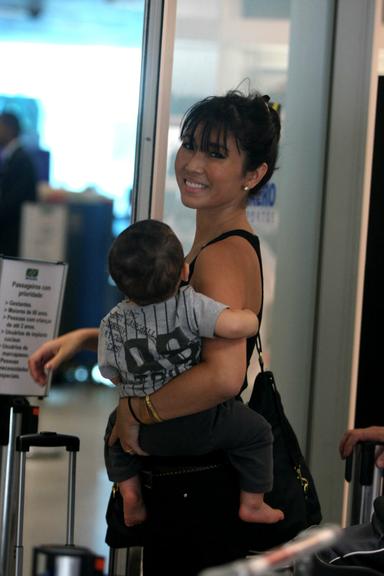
[122,490,147,527]
[239,501,284,523]
[119,476,147,527]
[239,491,284,524]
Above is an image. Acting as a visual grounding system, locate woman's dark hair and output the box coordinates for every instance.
[109,219,185,305]
[180,90,281,194]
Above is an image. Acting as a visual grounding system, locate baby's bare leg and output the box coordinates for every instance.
[239,491,284,524]
[118,476,147,527]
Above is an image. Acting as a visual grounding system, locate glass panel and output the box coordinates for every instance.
[0,0,145,339]
[162,0,334,446]
[0,3,146,571]
[163,0,291,355]
[0,0,144,235]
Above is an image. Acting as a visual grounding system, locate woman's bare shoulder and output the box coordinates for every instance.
[195,233,259,275]
[192,234,260,306]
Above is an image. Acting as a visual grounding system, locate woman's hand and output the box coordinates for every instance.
[28,328,99,386]
[108,397,148,456]
[339,426,384,468]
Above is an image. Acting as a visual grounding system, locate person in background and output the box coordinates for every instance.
[0,112,37,257]
[340,426,384,468]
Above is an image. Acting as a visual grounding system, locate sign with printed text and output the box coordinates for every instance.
[0,257,67,396]
[246,181,279,234]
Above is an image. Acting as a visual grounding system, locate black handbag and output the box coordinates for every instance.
[243,334,322,550]
[106,453,249,576]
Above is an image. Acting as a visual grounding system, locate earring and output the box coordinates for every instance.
[243,185,249,192]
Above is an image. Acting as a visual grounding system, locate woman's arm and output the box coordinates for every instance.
[130,235,262,423]
[28,328,99,386]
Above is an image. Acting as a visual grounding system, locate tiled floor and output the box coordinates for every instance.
[6,381,118,576]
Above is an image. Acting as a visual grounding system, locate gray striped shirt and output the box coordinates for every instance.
[98,285,227,397]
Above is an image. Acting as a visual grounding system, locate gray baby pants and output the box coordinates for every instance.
[104,399,273,494]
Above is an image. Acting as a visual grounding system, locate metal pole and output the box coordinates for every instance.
[372,449,384,497]
[0,407,20,576]
[14,452,26,576]
[66,451,76,546]
[359,484,373,524]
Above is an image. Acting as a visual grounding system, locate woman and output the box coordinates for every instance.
[29,90,281,574]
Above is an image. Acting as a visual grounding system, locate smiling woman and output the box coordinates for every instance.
[28,89,283,575]
[174,91,279,260]
[175,94,277,219]
[176,138,250,213]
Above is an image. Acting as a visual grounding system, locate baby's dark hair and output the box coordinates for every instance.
[109,219,185,305]
[180,90,281,194]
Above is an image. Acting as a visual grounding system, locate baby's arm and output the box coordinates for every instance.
[214,308,259,339]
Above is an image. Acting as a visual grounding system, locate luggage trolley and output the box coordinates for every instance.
[15,431,104,576]
[345,441,384,525]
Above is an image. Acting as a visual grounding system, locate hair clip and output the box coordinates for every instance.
[263,95,281,115]
[270,102,281,113]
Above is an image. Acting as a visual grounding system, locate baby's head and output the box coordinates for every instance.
[109,219,185,305]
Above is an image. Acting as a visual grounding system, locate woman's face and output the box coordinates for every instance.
[175,127,254,212]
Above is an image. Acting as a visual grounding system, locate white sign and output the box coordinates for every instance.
[0,257,67,397]
[20,202,68,261]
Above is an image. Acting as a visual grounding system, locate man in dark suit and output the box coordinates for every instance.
[0,112,37,257]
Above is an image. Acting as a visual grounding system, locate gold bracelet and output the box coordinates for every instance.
[144,394,163,423]
[142,397,157,424]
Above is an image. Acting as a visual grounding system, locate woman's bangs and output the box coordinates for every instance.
[181,107,233,152]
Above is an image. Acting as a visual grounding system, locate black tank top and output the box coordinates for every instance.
[186,229,264,390]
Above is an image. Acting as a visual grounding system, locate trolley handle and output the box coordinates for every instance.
[345,440,384,484]
[16,431,80,452]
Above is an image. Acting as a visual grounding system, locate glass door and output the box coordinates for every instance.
[160,0,334,446]
[0,0,145,232]
[0,3,164,571]
[0,0,147,364]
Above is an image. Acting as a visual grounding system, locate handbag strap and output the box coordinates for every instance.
[255,333,264,372]
[255,332,304,467]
